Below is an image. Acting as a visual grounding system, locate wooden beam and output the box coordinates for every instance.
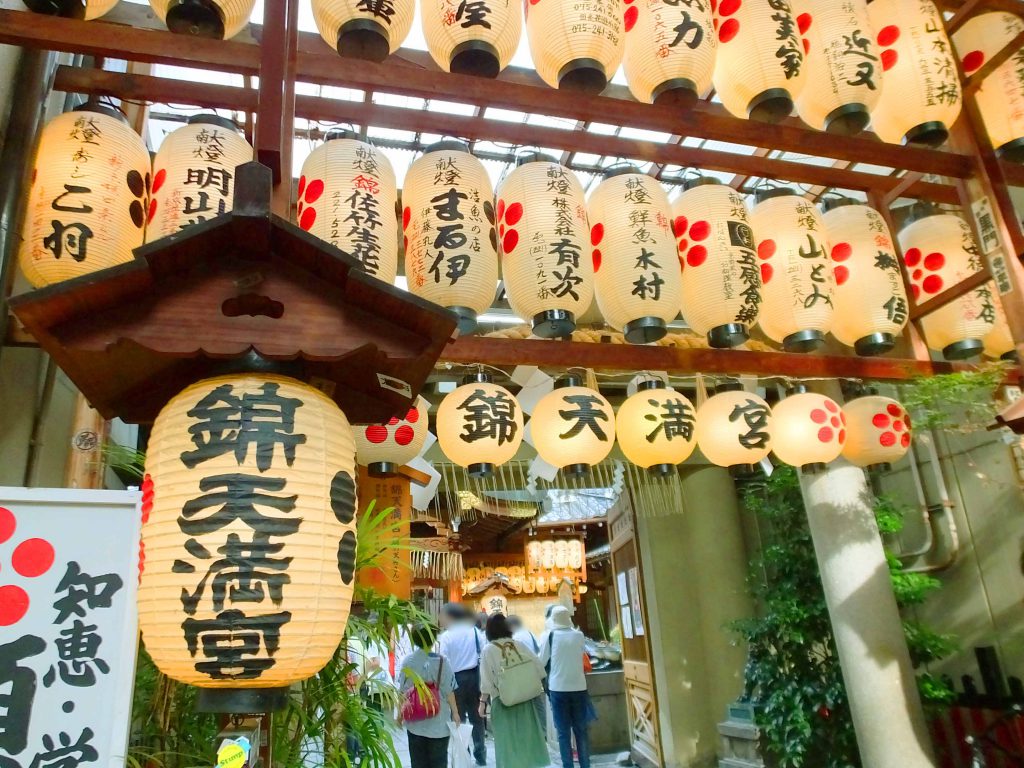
[53,65,258,111]
[908,269,992,320]
[944,0,987,34]
[439,337,970,382]
[964,29,1024,96]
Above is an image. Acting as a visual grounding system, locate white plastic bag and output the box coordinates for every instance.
[448,722,474,768]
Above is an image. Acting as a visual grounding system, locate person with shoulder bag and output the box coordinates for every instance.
[538,606,595,768]
[508,614,548,737]
[478,614,549,768]
[398,623,461,768]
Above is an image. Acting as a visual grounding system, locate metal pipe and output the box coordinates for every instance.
[22,355,57,486]
[896,441,936,559]
[0,49,57,368]
[902,430,961,574]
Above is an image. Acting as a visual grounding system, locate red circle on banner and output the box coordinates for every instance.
[0,585,29,626]
[0,508,14,545]
[12,539,54,578]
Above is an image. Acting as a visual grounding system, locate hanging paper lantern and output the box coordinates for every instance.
[437,373,524,478]
[867,0,961,147]
[138,374,358,694]
[22,0,117,19]
[952,12,1024,163]
[496,154,593,338]
[898,209,995,360]
[673,178,761,348]
[841,395,911,471]
[403,141,499,334]
[821,199,908,355]
[148,115,252,241]
[531,376,615,477]
[984,289,1017,361]
[524,0,625,94]
[312,0,415,61]
[422,0,522,77]
[354,395,430,476]
[623,0,716,108]
[771,389,845,472]
[149,0,255,39]
[795,0,882,135]
[749,189,835,352]
[695,388,773,471]
[616,380,697,476]
[588,167,682,344]
[19,105,150,288]
[712,0,809,123]
[298,130,399,285]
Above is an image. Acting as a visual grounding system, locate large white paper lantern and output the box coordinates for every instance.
[898,209,996,360]
[867,0,961,146]
[695,388,773,471]
[841,395,911,471]
[952,12,1024,163]
[313,0,415,61]
[139,374,358,695]
[437,373,524,477]
[623,0,716,108]
[149,0,254,38]
[23,0,117,19]
[421,0,522,77]
[148,115,252,241]
[496,154,593,337]
[19,105,150,288]
[588,167,682,344]
[616,380,697,476]
[673,179,761,348]
[354,395,430,476]
[712,0,809,123]
[403,140,499,334]
[984,289,1017,361]
[771,388,845,472]
[794,0,882,135]
[821,199,908,355]
[531,377,615,477]
[749,189,834,352]
[525,0,624,94]
[298,130,399,285]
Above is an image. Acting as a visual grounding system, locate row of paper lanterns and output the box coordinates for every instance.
[23,0,1024,154]
[18,108,1015,362]
[353,372,916,478]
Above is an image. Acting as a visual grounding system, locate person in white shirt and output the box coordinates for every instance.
[507,614,548,736]
[398,623,461,768]
[437,603,487,766]
[539,606,593,768]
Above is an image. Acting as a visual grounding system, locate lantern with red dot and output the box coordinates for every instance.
[531,375,615,478]
[403,140,499,334]
[421,0,522,77]
[312,0,414,61]
[437,373,524,478]
[354,395,430,477]
[749,188,835,353]
[711,0,808,123]
[771,387,845,473]
[952,13,1024,164]
[588,166,682,344]
[148,115,252,243]
[867,0,961,146]
[299,130,398,285]
[496,154,593,337]
[984,290,1017,361]
[794,0,881,135]
[695,386,774,474]
[820,199,908,356]
[524,0,624,94]
[898,207,995,360]
[673,178,761,348]
[841,395,911,472]
[623,0,716,109]
[616,379,697,477]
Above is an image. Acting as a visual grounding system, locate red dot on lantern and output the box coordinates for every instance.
[0,585,29,627]
[141,474,154,524]
[912,269,923,281]
[881,49,898,71]
[760,263,773,284]
[297,175,307,198]
[304,179,325,204]
[678,238,689,253]
[818,427,834,443]
[505,202,523,226]
[802,37,810,54]
[719,18,740,43]
[503,230,519,254]
[591,223,604,246]
[497,199,506,221]
[797,12,812,34]
[718,0,740,15]
[758,239,776,260]
[387,416,400,426]
[592,249,602,272]
[395,425,415,446]
[831,242,852,262]
[962,50,985,73]
[880,432,897,447]
[886,404,902,417]
[903,247,921,267]
[713,16,719,30]
[402,207,411,230]
[922,274,943,294]
[831,417,841,428]
[673,216,688,236]
[811,409,827,424]
[147,198,158,224]
[12,539,54,578]
[877,25,900,47]
[825,400,839,413]
[365,425,388,444]
[0,507,15,545]
[499,224,505,237]
[841,413,847,425]
[624,5,638,31]
[901,433,911,447]
[687,245,708,267]
[904,414,912,429]
[839,430,846,444]
[924,252,945,271]
[689,220,711,242]
[152,168,166,194]
[873,413,891,428]
[834,265,850,286]
[893,420,905,432]
[403,235,408,251]
[406,408,420,424]
[299,207,316,231]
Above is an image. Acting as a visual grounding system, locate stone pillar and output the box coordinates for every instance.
[799,460,936,768]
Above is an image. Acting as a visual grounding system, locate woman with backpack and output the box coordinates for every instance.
[478,614,550,768]
[397,623,461,768]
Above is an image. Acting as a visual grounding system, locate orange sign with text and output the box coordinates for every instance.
[356,469,412,601]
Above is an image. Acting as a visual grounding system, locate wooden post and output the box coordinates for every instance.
[63,393,107,489]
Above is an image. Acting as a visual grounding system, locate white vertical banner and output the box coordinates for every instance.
[0,487,141,768]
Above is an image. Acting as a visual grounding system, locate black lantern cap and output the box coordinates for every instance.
[336,18,390,62]
[187,113,242,133]
[165,0,226,40]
